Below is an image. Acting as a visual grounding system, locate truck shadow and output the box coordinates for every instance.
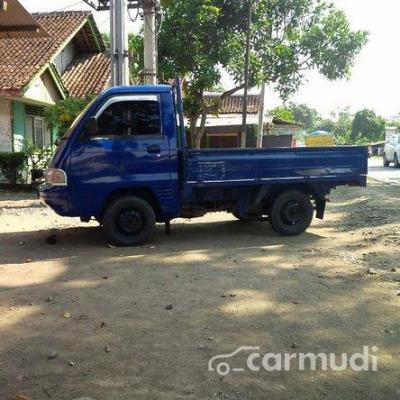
[1,182,398,399]
[0,218,326,265]
[0,221,398,400]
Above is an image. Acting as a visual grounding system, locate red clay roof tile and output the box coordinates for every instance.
[0,11,106,94]
[204,94,261,114]
[62,52,110,98]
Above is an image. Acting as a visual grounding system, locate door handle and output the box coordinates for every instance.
[146,145,161,154]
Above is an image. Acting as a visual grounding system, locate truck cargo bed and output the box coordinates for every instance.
[185,146,368,187]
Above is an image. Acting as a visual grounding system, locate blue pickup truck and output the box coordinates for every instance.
[41,83,368,246]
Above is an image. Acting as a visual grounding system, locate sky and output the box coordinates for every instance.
[20,0,400,119]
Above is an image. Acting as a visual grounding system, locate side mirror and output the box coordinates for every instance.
[86,117,98,136]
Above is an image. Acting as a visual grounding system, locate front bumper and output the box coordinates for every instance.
[39,184,71,216]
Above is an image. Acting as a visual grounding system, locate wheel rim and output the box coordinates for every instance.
[280,201,305,225]
[117,209,145,236]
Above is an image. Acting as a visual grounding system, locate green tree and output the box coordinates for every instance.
[331,107,353,143]
[130,0,368,148]
[270,107,295,122]
[315,118,336,133]
[385,118,400,130]
[351,109,386,142]
[102,32,110,50]
[310,108,353,144]
[288,103,319,131]
[44,97,92,139]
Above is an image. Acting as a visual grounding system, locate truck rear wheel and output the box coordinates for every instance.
[269,191,314,236]
[103,196,156,246]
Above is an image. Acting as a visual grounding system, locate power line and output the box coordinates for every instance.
[143,7,162,36]
[128,6,140,22]
[97,15,110,27]
[50,1,84,13]
[81,1,142,11]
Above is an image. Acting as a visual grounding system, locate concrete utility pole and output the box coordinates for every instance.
[241,0,252,148]
[143,0,158,85]
[110,0,129,86]
[257,82,266,148]
[82,0,159,86]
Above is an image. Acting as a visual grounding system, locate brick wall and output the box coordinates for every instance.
[0,98,12,152]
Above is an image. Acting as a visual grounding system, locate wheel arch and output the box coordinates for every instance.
[100,187,162,221]
[263,183,332,220]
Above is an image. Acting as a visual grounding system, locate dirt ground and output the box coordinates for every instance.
[0,180,399,400]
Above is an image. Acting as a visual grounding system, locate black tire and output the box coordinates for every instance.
[383,154,390,167]
[395,153,400,168]
[269,191,314,236]
[103,196,156,246]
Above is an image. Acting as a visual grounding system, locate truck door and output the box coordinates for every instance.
[68,94,172,216]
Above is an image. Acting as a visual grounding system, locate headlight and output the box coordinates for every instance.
[45,168,68,186]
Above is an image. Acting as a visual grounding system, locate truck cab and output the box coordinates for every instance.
[41,83,368,246]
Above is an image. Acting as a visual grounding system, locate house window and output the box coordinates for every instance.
[25,116,51,148]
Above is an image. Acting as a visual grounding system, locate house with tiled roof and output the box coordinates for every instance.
[196,93,261,148]
[0,10,111,152]
[199,93,304,148]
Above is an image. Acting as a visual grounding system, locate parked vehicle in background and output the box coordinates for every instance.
[383,134,400,167]
[40,81,368,247]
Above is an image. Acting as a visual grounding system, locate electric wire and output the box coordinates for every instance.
[128,6,140,22]
[143,6,163,36]
[49,1,84,13]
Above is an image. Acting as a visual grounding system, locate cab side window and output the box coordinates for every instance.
[95,100,161,137]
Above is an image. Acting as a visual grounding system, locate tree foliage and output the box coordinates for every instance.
[329,107,353,143]
[0,152,26,184]
[351,109,386,142]
[270,106,295,122]
[288,103,319,130]
[44,97,92,139]
[131,0,368,147]
[315,118,336,133]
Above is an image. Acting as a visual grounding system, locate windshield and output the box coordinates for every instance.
[62,99,96,139]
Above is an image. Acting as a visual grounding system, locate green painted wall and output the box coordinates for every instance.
[51,127,58,145]
[12,101,25,151]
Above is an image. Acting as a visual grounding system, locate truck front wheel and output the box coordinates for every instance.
[269,191,314,236]
[103,196,156,246]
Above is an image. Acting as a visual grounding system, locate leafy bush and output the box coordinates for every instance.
[23,142,54,182]
[23,142,54,170]
[45,97,92,139]
[0,152,27,184]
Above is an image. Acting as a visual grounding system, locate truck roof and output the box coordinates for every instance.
[101,85,173,97]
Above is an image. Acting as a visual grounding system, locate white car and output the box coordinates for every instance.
[383,134,400,167]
